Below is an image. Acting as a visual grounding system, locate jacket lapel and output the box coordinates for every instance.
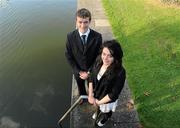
[75,30,84,52]
[84,29,95,53]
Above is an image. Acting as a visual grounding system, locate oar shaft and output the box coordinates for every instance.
[58,95,88,124]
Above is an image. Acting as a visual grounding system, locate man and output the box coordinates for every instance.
[65,8,102,102]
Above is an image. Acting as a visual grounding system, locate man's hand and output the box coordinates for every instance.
[79,71,89,80]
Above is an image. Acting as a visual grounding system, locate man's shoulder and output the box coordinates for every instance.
[67,30,78,37]
[90,29,101,36]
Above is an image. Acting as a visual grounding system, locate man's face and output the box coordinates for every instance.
[76,16,90,33]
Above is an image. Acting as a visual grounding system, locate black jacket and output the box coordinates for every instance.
[65,29,102,75]
[89,64,126,103]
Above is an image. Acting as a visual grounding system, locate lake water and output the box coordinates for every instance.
[0,0,76,127]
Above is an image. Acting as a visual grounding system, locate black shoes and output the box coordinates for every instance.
[94,111,112,127]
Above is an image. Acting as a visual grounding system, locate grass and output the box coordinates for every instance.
[102,0,180,128]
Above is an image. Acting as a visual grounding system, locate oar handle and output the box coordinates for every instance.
[79,95,88,99]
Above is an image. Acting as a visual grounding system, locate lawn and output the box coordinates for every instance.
[102,0,180,127]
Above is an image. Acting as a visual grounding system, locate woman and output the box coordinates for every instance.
[88,40,126,127]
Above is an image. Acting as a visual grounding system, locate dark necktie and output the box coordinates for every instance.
[81,35,86,44]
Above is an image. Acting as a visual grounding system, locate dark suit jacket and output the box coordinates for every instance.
[65,29,102,75]
[89,64,126,103]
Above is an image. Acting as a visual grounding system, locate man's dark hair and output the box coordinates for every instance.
[76,8,91,21]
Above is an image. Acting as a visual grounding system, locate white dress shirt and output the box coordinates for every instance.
[78,28,90,43]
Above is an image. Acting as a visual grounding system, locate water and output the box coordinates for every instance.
[0,0,76,127]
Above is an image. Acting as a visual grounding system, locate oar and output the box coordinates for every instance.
[57,95,88,126]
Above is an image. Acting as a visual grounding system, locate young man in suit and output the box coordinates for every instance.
[65,8,102,103]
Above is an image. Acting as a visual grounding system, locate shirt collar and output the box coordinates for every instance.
[78,28,90,37]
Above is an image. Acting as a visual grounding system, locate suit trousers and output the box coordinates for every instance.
[74,73,87,95]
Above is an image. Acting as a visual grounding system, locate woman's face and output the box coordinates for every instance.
[101,47,114,67]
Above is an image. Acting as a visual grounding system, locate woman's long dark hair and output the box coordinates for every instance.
[95,39,124,78]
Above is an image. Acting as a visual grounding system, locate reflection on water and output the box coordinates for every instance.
[0,0,76,127]
[0,0,9,7]
[0,117,20,128]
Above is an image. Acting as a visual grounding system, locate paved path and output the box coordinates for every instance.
[70,0,140,128]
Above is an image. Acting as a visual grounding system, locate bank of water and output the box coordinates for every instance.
[0,0,76,127]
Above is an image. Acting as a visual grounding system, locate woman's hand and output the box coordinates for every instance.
[88,95,95,104]
[95,99,100,106]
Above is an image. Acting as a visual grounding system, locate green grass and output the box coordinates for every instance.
[102,0,180,128]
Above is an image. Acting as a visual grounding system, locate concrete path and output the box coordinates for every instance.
[70,0,140,128]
